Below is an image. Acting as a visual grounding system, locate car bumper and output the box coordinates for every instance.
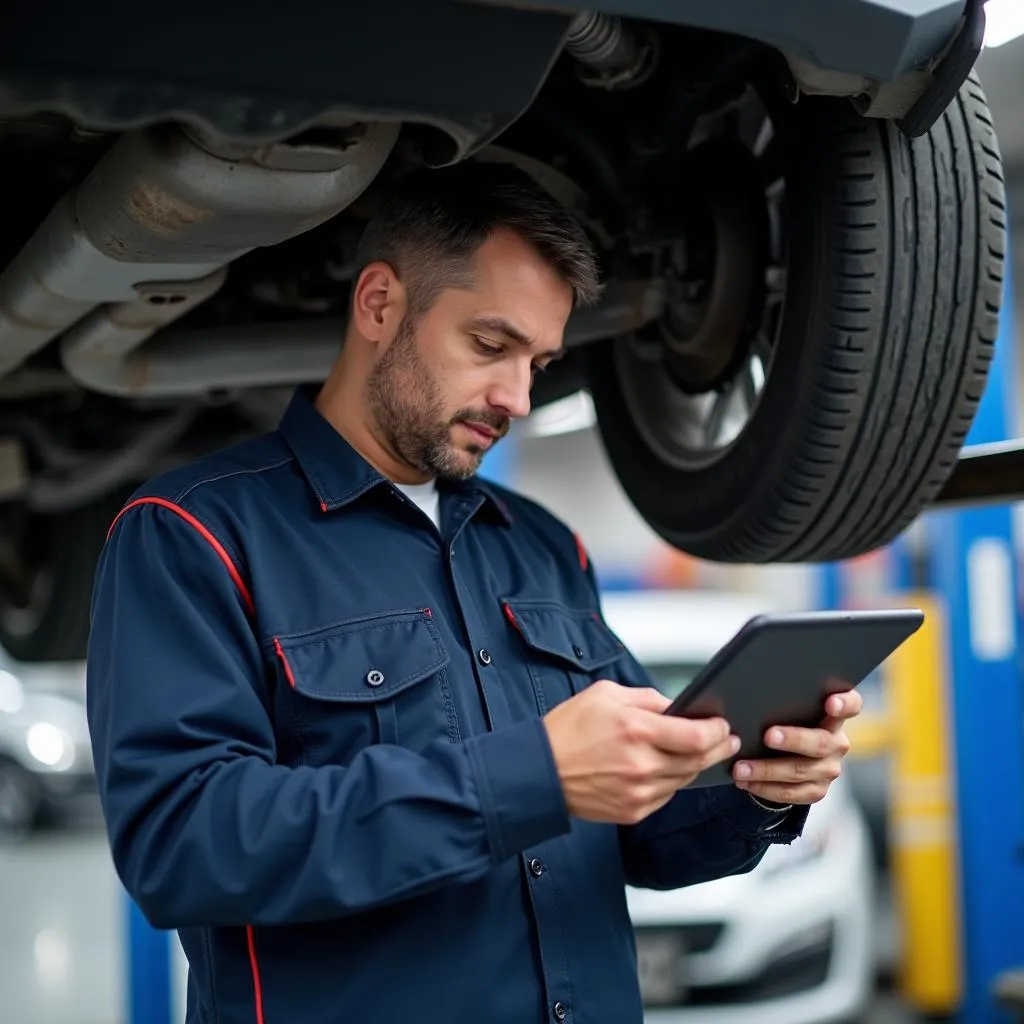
[483,0,970,81]
[631,807,876,1024]
[35,767,97,807]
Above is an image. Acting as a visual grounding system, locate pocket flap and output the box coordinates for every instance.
[274,609,448,702]
[502,598,624,672]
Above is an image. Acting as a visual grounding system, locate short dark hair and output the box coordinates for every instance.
[354,160,602,317]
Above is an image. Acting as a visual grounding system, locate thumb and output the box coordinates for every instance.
[616,685,672,713]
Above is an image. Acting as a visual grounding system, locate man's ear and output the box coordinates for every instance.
[350,260,407,346]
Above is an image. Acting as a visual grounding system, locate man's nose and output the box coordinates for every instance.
[489,365,533,420]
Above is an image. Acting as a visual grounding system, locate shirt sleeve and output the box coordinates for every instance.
[618,783,809,890]
[87,501,570,930]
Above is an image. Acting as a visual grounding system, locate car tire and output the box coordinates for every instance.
[0,489,128,662]
[0,757,41,834]
[586,71,1004,563]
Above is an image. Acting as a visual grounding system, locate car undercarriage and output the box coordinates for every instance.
[0,0,1007,659]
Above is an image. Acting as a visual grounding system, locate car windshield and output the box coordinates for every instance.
[641,662,703,700]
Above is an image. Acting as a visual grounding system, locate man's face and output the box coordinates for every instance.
[366,229,573,480]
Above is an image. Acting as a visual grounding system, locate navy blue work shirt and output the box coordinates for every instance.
[87,385,808,1024]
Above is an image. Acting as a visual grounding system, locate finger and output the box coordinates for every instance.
[615,685,673,714]
[659,733,741,782]
[629,732,740,792]
[647,714,732,756]
[733,754,841,785]
[695,734,742,773]
[736,779,830,806]
[762,724,842,759]
[822,689,863,725]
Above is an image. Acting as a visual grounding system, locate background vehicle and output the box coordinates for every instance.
[601,589,877,1024]
[0,0,1004,661]
[0,655,92,833]
[843,667,892,871]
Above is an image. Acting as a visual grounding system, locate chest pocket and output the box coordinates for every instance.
[271,608,454,765]
[501,597,626,713]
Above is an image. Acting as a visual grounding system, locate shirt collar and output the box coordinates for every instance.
[278,386,513,526]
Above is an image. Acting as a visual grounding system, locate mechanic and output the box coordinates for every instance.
[86,161,862,1024]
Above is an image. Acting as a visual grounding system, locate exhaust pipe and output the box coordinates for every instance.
[60,279,667,398]
[0,119,399,377]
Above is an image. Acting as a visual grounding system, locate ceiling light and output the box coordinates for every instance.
[525,391,597,438]
[984,0,1024,48]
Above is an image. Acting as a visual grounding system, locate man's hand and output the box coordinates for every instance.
[731,689,863,806]
[543,680,739,825]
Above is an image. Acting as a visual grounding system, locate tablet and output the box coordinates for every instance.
[664,608,924,788]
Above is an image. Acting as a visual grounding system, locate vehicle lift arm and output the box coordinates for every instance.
[936,439,1024,509]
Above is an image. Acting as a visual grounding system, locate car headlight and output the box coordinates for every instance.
[26,721,75,770]
[758,823,832,877]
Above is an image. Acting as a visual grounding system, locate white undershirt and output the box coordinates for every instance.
[395,480,441,529]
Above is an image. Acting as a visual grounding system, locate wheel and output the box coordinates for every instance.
[586,70,1003,563]
[0,758,41,833]
[0,488,129,662]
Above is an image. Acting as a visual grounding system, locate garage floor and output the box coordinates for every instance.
[1,808,920,1024]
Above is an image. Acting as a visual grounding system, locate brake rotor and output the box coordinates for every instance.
[660,137,771,395]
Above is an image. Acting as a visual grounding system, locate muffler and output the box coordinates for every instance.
[0,119,400,377]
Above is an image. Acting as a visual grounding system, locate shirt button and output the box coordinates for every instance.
[553,1002,568,1021]
[366,670,385,687]
[572,645,584,659]
[528,858,544,878]
[478,649,492,666]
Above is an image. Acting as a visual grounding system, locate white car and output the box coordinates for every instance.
[0,656,94,832]
[601,589,876,1024]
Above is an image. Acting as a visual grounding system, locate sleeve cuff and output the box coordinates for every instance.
[465,717,571,862]
[746,793,793,819]
[707,785,809,843]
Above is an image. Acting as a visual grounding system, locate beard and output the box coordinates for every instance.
[365,316,510,480]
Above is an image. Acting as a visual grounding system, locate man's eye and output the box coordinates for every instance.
[474,337,502,356]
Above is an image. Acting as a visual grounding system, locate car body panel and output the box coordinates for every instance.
[473,0,969,80]
[0,1,575,164]
[0,0,974,166]
[628,776,875,1024]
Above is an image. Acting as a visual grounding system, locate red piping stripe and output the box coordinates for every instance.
[246,926,266,1024]
[273,638,297,688]
[108,497,255,615]
[109,496,265,1020]
[502,602,521,632]
[573,533,589,572]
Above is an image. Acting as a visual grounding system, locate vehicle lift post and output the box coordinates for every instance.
[927,263,1024,1024]
[825,256,1024,1023]
[125,896,172,1024]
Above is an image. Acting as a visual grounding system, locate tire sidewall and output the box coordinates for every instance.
[587,98,848,556]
